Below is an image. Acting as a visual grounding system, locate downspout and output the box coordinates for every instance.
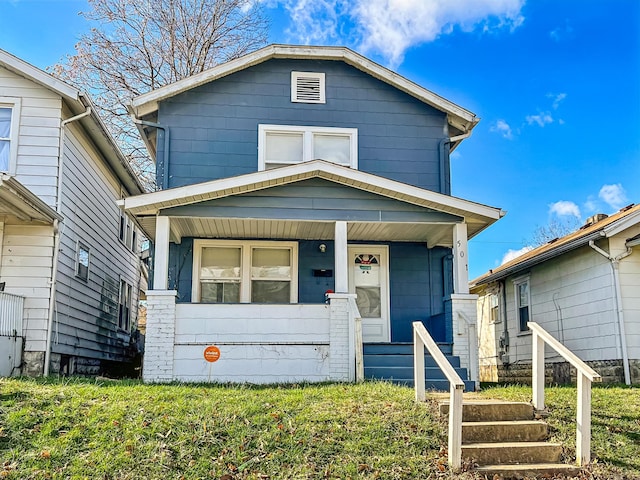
[500,280,509,364]
[130,116,170,189]
[439,131,472,195]
[44,106,91,376]
[589,240,633,385]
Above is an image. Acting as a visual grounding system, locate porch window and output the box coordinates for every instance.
[0,98,21,174]
[258,125,357,170]
[193,240,298,304]
[513,277,531,332]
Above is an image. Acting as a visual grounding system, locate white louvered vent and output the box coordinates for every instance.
[291,71,325,104]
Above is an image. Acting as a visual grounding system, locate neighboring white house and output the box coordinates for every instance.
[471,205,640,385]
[0,49,145,376]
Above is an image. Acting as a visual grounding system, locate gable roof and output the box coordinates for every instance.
[0,49,144,195]
[120,159,504,242]
[129,44,479,141]
[472,203,640,286]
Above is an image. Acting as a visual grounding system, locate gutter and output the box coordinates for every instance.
[439,131,472,195]
[130,115,170,189]
[589,240,633,385]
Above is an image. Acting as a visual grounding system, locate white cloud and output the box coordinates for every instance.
[525,112,554,127]
[599,184,628,210]
[490,119,513,139]
[267,0,526,68]
[549,200,581,218]
[500,246,533,265]
[547,92,567,110]
[549,21,574,42]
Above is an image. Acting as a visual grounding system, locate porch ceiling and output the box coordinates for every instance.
[139,216,458,246]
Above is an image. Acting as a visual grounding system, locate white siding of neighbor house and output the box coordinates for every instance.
[173,303,331,383]
[502,244,618,365]
[51,120,141,361]
[0,220,54,352]
[0,66,62,207]
[476,284,501,382]
[613,225,640,360]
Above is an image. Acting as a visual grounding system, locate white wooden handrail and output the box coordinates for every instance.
[528,322,602,466]
[413,321,465,470]
[348,296,364,383]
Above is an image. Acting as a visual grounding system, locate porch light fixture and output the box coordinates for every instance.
[318,243,327,253]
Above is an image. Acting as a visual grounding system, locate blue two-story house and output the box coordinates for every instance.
[121,45,503,385]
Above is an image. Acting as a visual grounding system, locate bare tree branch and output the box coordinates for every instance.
[51,0,269,191]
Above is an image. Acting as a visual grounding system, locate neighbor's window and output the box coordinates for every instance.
[118,279,133,331]
[258,125,357,170]
[76,241,90,281]
[489,293,500,323]
[0,98,21,174]
[513,277,531,332]
[193,240,298,304]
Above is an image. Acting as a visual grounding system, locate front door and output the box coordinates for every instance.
[348,246,390,342]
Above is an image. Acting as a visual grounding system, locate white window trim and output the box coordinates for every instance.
[291,71,325,104]
[0,97,22,175]
[258,124,358,171]
[512,275,531,332]
[192,239,298,304]
[75,240,90,282]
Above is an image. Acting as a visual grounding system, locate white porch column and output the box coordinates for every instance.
[452,223,469,294]
[334,221,348,293]
[153,215,170,290]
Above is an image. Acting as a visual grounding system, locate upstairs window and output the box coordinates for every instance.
[0,98,21,174]
[489,293,500,323]
[291,71,325,103]
[119,213,137,253]
[258,125,357,170]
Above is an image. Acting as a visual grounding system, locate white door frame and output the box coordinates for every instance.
[347,245,390,343]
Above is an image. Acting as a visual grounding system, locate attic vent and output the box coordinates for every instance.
[291,71,325,104]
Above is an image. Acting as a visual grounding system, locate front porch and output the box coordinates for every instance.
[120,161,502,385]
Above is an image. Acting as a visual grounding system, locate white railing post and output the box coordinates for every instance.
[528,322,601,466]
[413,322,464,469]
[532,330,545,410]
[414,327,425,402]
[449,383,464,470]
[576,373,591,466]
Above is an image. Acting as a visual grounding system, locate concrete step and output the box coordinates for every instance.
[440,400,534,422]
[474,463,581,479]
[462,441,563,465]
[363,353,461,368]
[462,420,548,443]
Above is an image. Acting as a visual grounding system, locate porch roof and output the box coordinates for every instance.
[0,175,62,224]
[120,160,504,244]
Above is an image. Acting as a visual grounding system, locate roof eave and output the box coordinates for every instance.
[474,230,606,285]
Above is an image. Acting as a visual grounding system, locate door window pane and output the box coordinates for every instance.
[356,286,381,318]
[313,134,351,165]
[265,132,303,164]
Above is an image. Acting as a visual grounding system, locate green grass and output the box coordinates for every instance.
[0,378,638,479]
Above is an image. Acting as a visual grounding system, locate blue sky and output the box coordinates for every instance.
[1,0,638,279]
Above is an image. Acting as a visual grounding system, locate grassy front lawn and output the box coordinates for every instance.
[0,378,638,479]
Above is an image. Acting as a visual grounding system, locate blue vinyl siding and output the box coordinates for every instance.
[165,238,450,342]
[157,59,449,192]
